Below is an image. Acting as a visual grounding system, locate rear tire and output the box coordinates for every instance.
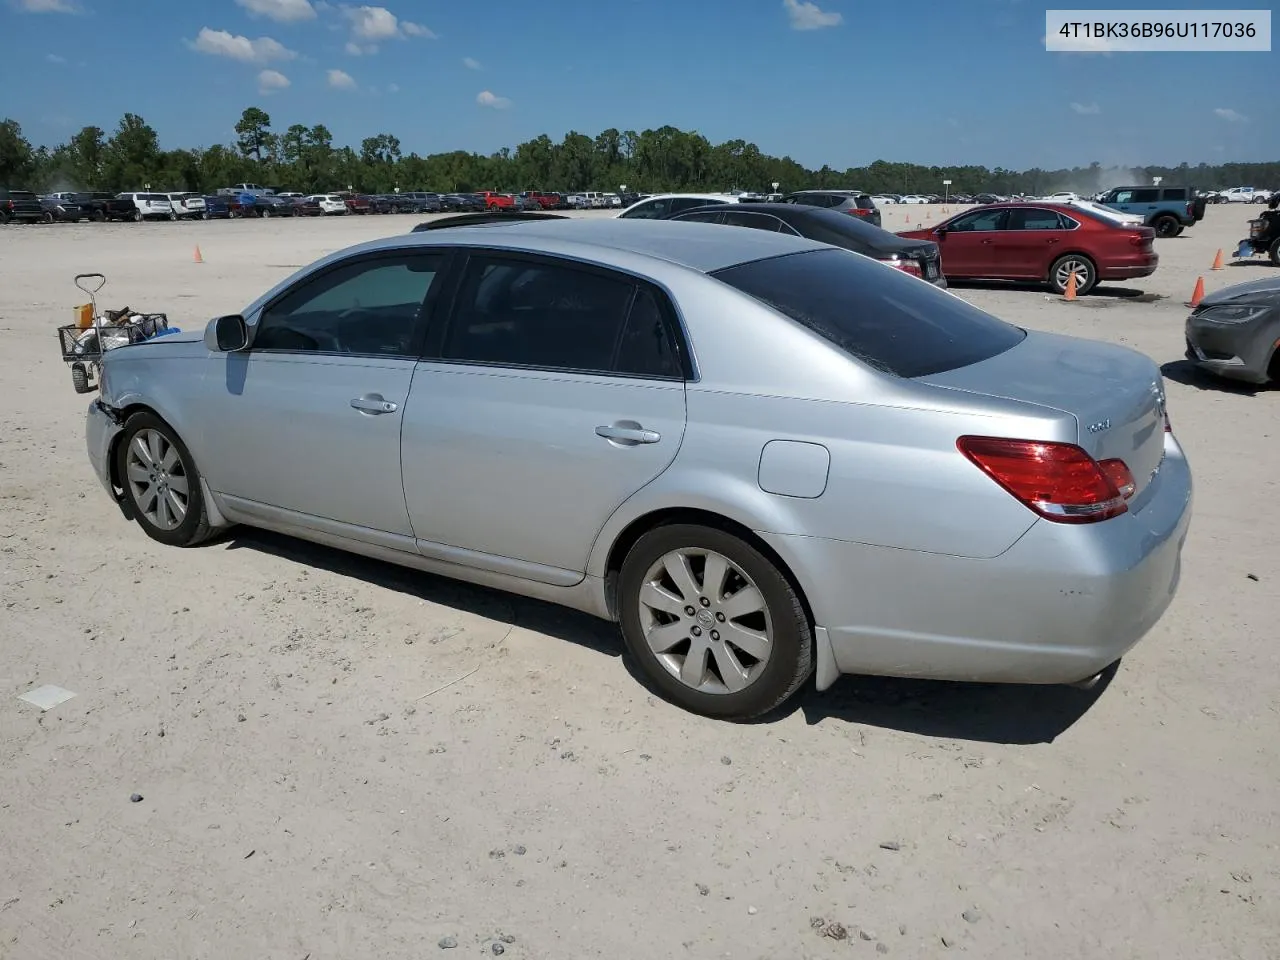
[1152,214,1180,238]
[114,413,213,548]
[92,209,106,222]
[1049,253,1097,296]
[132,210,143,223]
[617,523,813,721]
[42,211,54,223]
[1269,236,1280,267]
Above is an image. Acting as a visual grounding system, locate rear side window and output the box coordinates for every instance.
[1161,188,1187,201]
[854,195,876,210]
[711,249,1026,379]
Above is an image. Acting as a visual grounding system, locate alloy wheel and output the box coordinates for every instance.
[637,548,774,694]
[125,429,190,531]
[1054,257,1092,292]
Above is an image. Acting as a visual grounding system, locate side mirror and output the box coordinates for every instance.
[934,226,947,238]
[206,314,249,352]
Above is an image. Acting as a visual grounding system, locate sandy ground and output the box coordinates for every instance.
[1,205,1277,960]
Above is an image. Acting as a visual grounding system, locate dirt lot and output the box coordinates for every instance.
[1,206,1277,960]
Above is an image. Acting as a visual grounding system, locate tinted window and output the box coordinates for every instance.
[675,211,724,224]
[948,208,1009,231]
[616,288,681,379]
[1011,208,1066,230]
[255,253,443,356]
[722,211,777,230]
[1130,189,1159,203]
[1161,187,1187,200]
[670,197,725,213]
[712,248,1025,379]
[620,198,672,219]
[444,257,634,372]
[1111,190,1135,204]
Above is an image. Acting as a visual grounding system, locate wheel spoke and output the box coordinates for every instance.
[126,462,150,485]
[166,489,187,522]
[721,622,770,661]
[161,445,180,472]
[662,552,700,603]
[167,472,189,496]
[701,552,729,603]
[680,638,710,687]
[147,431,165,468]
[640,581,686,618]
[719,584,765,621]
[645,620,689,655]
[155,489,172,527]
[137,483,158,514]
[132,435,156,468]
[710,643,751,692]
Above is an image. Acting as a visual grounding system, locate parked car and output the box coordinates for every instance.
[476,191,516,211]
[440,193,484,213]
[1220,187,1272,204]
[217,182,275,197]
[335,192,372,215]
[58,191,136,222]
[119,192,176,221]
[898,202,1158,295]
[165,192,207,220]
[399,192,443,213]
[618,193,745,219]
[38,195,85,222]
[1096,185,1207,237]
[0,188,45,223]
[1184,276,1280,385]
[666,202,946,286]
[84,218,1191,720]
[201,195,232,219]
[780,190,882,228]
[303,194,346,216]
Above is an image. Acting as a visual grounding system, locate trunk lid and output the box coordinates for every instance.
[919,330,1166,498]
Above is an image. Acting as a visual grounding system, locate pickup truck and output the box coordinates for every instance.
[477,191,515,211]
[1097,185,1207,238]
[217,182,276,197]
[0,188,44,223]
[47,191,135,222]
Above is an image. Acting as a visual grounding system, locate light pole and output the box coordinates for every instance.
[942,179,952,205]
[620,183,627,197]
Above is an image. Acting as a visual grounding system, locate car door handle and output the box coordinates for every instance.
[350,395,398,414]
[596,424,661,444]
[980,238,995,244]
[1047,237,1060,243]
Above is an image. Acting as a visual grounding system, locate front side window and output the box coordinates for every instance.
[443,256,681,377]
[254,253,444,356]
[712,248,1025,379]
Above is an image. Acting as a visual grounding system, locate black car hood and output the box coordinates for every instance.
[1200,276,1280,306]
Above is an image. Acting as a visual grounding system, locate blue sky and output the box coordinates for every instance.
[1,0,1275,169]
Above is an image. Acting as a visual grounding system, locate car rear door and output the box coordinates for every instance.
[1002,207,1072,278]
[195,250,447,543]
[399,250,689,583]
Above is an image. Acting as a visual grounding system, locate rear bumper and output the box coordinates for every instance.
[1098,254,1158,280]
[761,433,1193,686]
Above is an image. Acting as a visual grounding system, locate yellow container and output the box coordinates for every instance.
[74,303,93,329]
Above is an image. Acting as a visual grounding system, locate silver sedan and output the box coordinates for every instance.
[86,218,1193,720]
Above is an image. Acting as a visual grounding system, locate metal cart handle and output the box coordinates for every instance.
[74,273,106,295]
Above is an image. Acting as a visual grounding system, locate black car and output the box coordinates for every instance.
[666,203,946,287]
[441,193,485,212]
[779,190,881,228]
[39,195,85,222]
[0,188,44,224]
[1185,276,1280,385]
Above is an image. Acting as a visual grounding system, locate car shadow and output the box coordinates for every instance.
[1160,359,1272,396]
[946,279,1152,300]
[218,528,1108,745]
[1227,259,1278,269]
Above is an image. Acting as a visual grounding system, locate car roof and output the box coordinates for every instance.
[358,216,830,274]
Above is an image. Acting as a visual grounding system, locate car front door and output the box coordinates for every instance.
[935,208,1010,277]
[400,251,689,583]
[197,250,447,543]
[1001,207,1073,278]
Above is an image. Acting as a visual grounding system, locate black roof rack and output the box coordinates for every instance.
[411,211,569,232]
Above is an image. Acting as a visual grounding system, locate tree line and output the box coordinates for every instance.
[2,108,1277,198]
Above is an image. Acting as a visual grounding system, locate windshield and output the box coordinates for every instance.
[711,248,1026,379]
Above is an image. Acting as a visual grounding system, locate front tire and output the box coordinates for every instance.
[1049,253,1097,295]
[1152,214,1179,238]
[617,523,813,720]
[115,413,213,547]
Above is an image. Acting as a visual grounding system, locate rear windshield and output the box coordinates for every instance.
[10,191,38,200]
[854,195,876,209]
[711,248,1026,379]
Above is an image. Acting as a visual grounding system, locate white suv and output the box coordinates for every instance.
[617,193,745,219]
[309,194,348,215]
[1221,186,1271,203]
[120,193,176,221]
[167,192,206,219]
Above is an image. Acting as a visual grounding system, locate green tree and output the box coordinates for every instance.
[235,107,273,163]
[0,118,36,186]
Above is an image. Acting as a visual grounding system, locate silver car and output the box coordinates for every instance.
[85,219,1193,720]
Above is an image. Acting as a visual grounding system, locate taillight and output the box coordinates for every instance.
[1163,409,1171,432]
[881,255,923,277]
[1128,233,1147,246]
[957,436,1131,523]
[847,207,873,216]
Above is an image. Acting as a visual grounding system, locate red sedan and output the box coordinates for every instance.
[898,202,1157,295]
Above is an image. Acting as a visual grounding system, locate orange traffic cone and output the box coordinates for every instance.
[1211,249,1224,270]
[1186,276,1205,308]
[193,245,204,264]
[1063,270,1078,301]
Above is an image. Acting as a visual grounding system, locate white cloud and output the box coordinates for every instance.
[235,0,316,22]
[13,0,79,12]
[463,56,481,70]
[190,27,297,63]
[1213,107,1248,123]
[1070,101,1101,115]
[783,0,841,31]
[476,90,510,109]
[340,5,435,52]
[45,52,67,63]
[387,82,399,93]
[327,68,356,89]
[257,69,291,93]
